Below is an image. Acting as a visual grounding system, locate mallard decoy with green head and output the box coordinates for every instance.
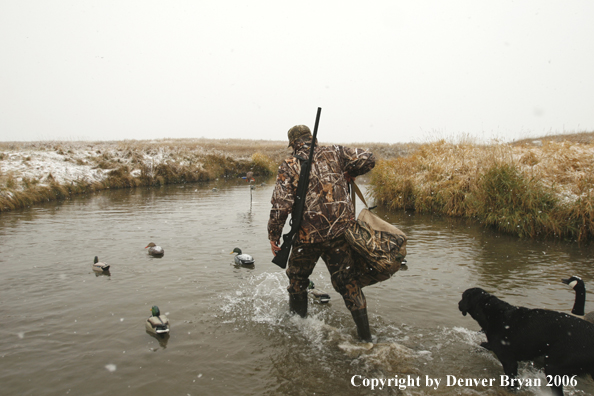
[308,281,331,304]
[92,256,110,272]
[230,247,254,266]
[145,306,170,334]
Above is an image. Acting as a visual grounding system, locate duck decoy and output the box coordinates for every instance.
[562,276,594,323]
[145,306,170,335]
[92,256,110,272]
[230,247,254,266]
[400,258,409,271]
[308,281,331,304]
[242,171,255,183]
[145,242,164,257]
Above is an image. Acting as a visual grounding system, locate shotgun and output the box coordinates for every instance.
[272,107,321,269]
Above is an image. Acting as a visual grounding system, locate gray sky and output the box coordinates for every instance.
[1,1,593,144]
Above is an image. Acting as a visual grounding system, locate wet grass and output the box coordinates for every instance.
[369,132,594,241]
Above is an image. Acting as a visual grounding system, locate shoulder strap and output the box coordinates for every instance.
[350,181,369,208]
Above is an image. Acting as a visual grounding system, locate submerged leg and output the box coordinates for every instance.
[289,291,308,318]
[544,363,566,396]
[351,307,372,342]
[322,237,372,342]
[286,242,322,318]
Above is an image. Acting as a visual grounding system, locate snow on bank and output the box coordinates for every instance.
[1,149,108,186]
[0,141,222,191]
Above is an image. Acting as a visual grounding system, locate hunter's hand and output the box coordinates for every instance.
[344,172,355,183]
[270,240,281,256]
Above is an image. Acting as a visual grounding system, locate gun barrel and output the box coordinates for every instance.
[271,107,322,269]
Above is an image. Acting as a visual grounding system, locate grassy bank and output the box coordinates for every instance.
[369,132,594,241]
[0,138,284,212]
[0,138,413,213]
[9,132,594,243]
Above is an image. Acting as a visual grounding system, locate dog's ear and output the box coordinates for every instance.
[459,288,487,316]
[459,293,471,316]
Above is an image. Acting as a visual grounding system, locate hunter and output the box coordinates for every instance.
[268,124,376,342]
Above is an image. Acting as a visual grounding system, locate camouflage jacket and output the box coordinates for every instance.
[268,144,375,244]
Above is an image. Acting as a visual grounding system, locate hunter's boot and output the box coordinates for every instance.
[289,292,308,318]
[351,308,372,342]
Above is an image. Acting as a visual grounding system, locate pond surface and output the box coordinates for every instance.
[1,180,594,396]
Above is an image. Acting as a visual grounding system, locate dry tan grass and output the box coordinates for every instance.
[513,131,594,145]
[370,132,594,240]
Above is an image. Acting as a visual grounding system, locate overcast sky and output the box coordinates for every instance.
[1,1,593,144]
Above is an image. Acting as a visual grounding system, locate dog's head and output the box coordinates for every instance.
[459,287,513,332]
[459,287,491,317]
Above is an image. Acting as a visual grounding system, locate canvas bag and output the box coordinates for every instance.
[344,182,407,286]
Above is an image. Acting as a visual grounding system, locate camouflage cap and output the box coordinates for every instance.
[287,125,312,147]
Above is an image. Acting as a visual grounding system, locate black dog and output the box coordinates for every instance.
[459,287,594,395]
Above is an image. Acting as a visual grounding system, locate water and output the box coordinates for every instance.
[1,180,594,396]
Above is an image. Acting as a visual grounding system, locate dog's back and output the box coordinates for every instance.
[460,287,594,393]
[500,306,594,366]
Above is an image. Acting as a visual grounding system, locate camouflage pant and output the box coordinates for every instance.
[286,235,366,312]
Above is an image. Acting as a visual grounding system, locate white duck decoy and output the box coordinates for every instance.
[230,247,254,266]
[92,256,110,272]
[308,281,331,304]
[562,276,594,323]
[145,305,170,335]
[145,242,164,257]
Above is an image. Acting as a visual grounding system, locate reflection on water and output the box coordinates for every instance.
[1,180,594,395]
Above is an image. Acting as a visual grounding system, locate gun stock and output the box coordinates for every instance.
[271,245,291,268]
